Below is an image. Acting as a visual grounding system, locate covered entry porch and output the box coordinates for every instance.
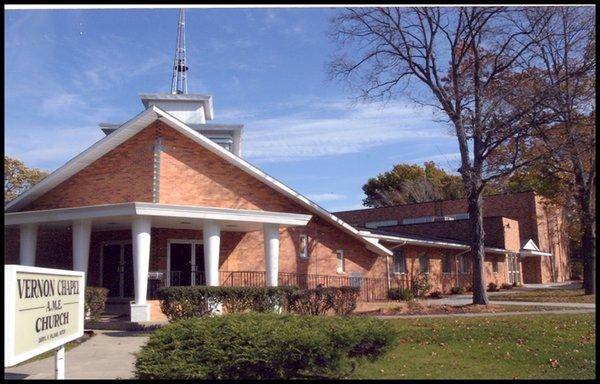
[5,202,311,322]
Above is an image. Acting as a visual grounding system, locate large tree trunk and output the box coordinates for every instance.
[579,189,596,295]
[467,187,489,305]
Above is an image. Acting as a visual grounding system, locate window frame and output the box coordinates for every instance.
[418,253,429,274]
[298,234,309,259]
[392,249,407,274]
[459,254,469,274]
[336,249,345,273]
[442,254,452,274]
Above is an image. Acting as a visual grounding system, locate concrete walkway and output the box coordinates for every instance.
[4,330,150,380]
[375,308,596,319]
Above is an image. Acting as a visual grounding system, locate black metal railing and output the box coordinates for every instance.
[146,270,403,302]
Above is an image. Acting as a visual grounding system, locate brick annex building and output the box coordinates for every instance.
[335,192,571,288]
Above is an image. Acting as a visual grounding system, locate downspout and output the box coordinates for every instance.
[387,241,407,291]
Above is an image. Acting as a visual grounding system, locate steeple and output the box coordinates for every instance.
[170,8,188,94]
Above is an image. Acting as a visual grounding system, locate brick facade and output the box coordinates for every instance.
[336,192,570,283]
[5,121,386,298]
[382,243,506,294]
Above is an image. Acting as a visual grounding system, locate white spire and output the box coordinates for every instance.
[170,8,188,94]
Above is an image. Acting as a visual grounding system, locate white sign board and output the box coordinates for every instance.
[4,265,85,367]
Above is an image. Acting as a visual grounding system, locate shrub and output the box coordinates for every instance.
[388,287,414,301]
[327,286,360,315]
[286,286,359,315]
[158,286,360,320]
[450,286,466,295]
[487,282,499,292]
[85,287,109,320]
[410,272,432,297]
[134,313,396,379]
[429,290,443,299]
[158,286,298,321]
[500,283,513,290]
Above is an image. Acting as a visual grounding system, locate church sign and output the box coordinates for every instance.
[4,265,85,367]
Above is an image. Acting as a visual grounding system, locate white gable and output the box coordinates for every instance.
[521,239,540,251]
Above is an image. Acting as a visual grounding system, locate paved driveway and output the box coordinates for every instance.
[4,330,150,380]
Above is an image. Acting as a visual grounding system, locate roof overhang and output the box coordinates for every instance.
[4,203,312,231]
[360,231,515,255]
[519,249,553,257]
[4,106,390,256]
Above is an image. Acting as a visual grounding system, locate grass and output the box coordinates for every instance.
[490,288,595,303]
[359,302,574,316]
[352,313,595,379]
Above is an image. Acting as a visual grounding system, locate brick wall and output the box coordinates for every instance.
[383,243,507,293]
[336,192,540,242]
[158,123,304,213]
[23,125,156,211]
[379,216,520,251]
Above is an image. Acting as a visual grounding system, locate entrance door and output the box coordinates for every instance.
[168,241,205,286]
[508,254,522,285]
[102,244,121,298]
[170,243,192,286]
[101,243,134,299]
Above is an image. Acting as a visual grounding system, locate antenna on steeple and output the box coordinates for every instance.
[170,8,188,94]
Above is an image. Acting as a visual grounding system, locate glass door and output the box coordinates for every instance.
[102,244,121,298]
[170,243,193,286]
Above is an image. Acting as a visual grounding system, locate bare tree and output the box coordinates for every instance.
[329,7,556,304]
[525,7,596,294]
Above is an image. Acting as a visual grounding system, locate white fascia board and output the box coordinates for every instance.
[4,203,137,226]
[5,202,311,227]
[154,108,392,257]
[520,249,553,257]
[4,108,160,213]
[133,203,311,226]
[361,232,514,254]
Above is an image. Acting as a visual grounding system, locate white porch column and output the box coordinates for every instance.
[263,224,279,287]
[72,219,92,277]
[20,223,38,266]
[203,221,221,286]
[131,216,151,322]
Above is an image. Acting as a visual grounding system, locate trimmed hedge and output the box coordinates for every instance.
[158,286,361,320]
[487,282,499,292]
[288,286,360,315]
[85,286,109,320]
[158,286,298,321]
[388,287,414,301]
[135,313,396,379]
[450,286,466,294]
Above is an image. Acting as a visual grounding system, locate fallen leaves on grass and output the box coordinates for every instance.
[549,358,560,368]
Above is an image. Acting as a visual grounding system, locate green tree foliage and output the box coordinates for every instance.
[362,161,465,207]
[4,155,48,203]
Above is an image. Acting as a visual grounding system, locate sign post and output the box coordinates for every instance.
[4,265,85,379]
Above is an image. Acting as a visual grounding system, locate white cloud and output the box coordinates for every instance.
[243,98,451,163]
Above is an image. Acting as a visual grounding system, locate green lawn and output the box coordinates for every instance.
[352,313,595,379]
[490,288,595,303]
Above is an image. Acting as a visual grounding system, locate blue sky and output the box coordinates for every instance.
[4,7,460,212]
